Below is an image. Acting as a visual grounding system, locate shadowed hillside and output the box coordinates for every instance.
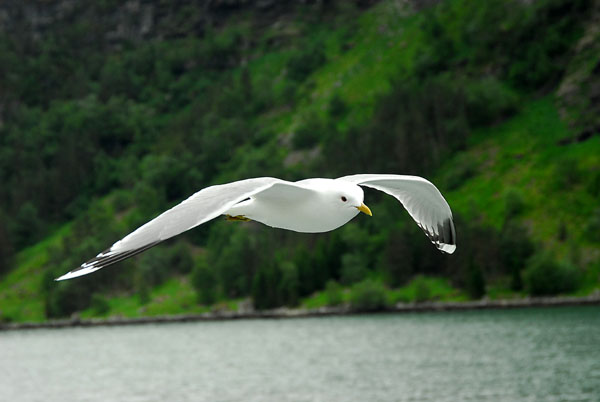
[0,0,598,322]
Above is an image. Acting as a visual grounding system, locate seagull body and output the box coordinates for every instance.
[225,178,367,233]
[56,174,456,281]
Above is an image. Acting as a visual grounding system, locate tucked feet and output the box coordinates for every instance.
[225,214,251,222]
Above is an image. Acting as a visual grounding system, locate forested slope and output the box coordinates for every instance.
[0,0,598,322]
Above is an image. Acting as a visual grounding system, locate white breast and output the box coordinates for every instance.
[225,180,361,233]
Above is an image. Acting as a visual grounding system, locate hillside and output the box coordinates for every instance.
[0,0,598,323]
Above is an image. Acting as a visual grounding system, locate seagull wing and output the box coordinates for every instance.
[56,177,287,281]
[338,174,456,254]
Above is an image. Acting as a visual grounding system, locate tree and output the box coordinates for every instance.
[278,261,300,307]
[252,262,281,310]
[191,255,217,305]
[0,213,13,276]
[500,222,535,290]
[11,202,42,249]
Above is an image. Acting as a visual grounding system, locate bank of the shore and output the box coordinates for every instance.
[2,294,599,331]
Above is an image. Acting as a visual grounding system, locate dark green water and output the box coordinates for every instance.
[1,306,599,401]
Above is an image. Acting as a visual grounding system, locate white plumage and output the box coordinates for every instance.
[56,175,456,281]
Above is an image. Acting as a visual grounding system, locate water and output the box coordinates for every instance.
[1,306,599,402]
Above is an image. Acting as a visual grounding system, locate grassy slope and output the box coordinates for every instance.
[443,97,600,254]
[0,225,71,321]
[1,1,598,322]
[442,97,600,297]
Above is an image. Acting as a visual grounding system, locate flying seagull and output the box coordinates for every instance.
[56,174,456,281]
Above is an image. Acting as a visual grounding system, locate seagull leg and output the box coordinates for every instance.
[225,214,252,222]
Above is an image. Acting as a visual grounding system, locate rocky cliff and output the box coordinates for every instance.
[556,0,600,141]
[0,0,384,45]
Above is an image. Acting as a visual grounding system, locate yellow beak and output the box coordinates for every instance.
[356,203,372,216]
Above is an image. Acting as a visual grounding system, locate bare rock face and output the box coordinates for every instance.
[556,0,600,143]
[0,0,201,43]
[0,0,445,49]
[0,0,368,45]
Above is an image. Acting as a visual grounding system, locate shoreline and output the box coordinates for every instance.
[2,294,599,331]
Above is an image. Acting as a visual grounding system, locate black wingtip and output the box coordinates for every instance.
[440,217,456,253]
[445,217,456,245]
[432,217,456,254]
[55,241,162,280]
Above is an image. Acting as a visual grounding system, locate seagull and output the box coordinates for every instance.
[56,174,456,281]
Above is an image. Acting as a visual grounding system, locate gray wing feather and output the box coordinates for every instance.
[56,177,282,280]
[113,177,282,250]
[338,174,456,254]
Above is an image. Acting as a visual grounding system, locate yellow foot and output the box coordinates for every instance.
[226,214,251,222]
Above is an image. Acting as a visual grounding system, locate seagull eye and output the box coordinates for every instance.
[341,196,347,202]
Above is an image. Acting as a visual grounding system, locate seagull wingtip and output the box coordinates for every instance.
[54,272,76,281]
[440,243,457,254]
[54,266,98,281]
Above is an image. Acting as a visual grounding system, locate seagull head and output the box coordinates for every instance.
[331,180,372,217]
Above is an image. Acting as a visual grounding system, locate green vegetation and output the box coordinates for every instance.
[523,254,580,296]
[349,279,388,312]
[302,275,466,310]
[389,276,467,304]
[0,0,598,323]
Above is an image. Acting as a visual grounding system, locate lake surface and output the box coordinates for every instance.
[1,306,599,402]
